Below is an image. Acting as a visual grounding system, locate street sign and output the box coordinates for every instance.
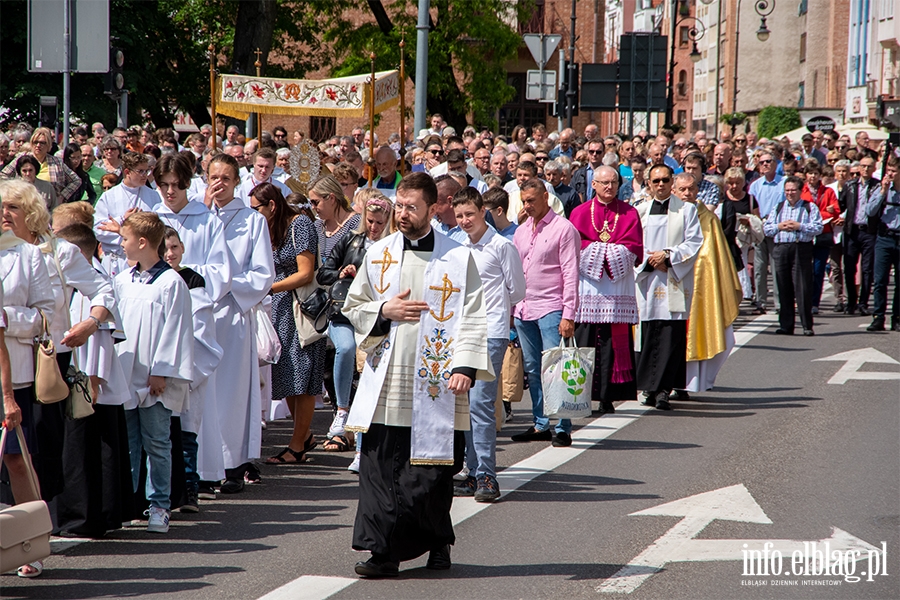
[526,69,557,102]
[812,348,900,384]
[597,485,881,594]
[523,34,561,69]
[28,0,110,73]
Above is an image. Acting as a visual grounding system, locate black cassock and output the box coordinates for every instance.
[353,424,465,563]
[635,320,688,393]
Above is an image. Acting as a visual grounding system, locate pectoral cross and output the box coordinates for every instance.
[429,273,460,322]
[372,247,398,294]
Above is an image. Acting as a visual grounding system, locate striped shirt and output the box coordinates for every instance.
[763,200,824,243]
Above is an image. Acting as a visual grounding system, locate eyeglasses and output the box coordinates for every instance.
[758,159,773,164]
[274,133,286,138]
[588,150,602,155]
[394,202,421,214]
[250,202,267,211]
[651,177,671,184]
[594,180,617,187]
[133,168,152,176]
[427,149,444,155]
[535,155,549,161]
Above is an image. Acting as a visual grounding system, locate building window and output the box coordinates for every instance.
[798,82,805,108]
[677,110,687,127]
[679,26,690,47]
[677,70,688,97]
[519,0,545,34]
[309,117,336,142]
[799,0,808,15]
[799,33,807,63]
[498,73,547,138]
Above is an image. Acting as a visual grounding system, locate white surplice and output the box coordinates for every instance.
[93,184,159,256]
[114,266,194,413]
[210,198,275,470]
[155,200,233,303]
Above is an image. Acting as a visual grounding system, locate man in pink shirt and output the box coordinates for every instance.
[511,178,580,447]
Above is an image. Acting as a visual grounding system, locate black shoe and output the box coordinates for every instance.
[355,555,399,578]
[867,318,886,332]
[474,475,501,503]
[510,427,552,442]
[669,390,690,401]
[244,463,261,484]
[640,392,656,407]
[598,402,616,414]
[811,306,819,315]
[426,545,451,570]
[453,475,476,497]
[844,306,857,315]
[655,391,672,411]
[220,477,244,494]
[892,320,900,331]
[197,481,217,500]
[180,487,199,513]
[858,306,870,316]
[833,302,845,313]
[552,431,572,447]
[774,328,793,335]
[802,329,814,336]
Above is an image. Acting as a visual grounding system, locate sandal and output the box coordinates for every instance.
[323,434,352,452]
[265,446,309,464]
[17,561,43,578]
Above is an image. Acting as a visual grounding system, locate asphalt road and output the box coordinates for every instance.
[3,298,898,600]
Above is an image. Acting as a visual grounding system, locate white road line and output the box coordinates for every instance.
[259,312,775,599]
[257,576,357,600]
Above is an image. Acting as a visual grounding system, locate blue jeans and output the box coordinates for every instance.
[125,402,173,510]
[812,243,831,308]
[464,338,507,479]
[514,311,572,435]
[182,431,199,492]
[329,321,357,410]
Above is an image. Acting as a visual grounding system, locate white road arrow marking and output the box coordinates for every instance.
[812,347,900,384]
[597,485,879,594]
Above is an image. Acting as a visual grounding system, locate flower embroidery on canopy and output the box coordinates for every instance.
[251,84,265,98]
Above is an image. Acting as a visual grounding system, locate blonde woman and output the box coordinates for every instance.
[309,174,361,266]
[0,127,81,202]
[316,189,393,470]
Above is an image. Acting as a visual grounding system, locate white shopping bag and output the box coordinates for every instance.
[541,338,594,419]
[254,304,282,366]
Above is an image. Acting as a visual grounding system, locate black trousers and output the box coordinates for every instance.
[872,234,900,321]
[774,241,814,332]
[844,227,876,310]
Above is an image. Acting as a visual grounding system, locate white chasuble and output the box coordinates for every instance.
[343,230,493,465]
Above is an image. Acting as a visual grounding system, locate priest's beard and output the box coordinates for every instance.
[398,211,431,240]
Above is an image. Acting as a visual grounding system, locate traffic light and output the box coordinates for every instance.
[105,47,125,95]
[39,96,58,129]
[552,61,579,118]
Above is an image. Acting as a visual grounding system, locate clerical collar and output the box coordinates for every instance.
[403,228,435,251]
[649,197,670,214]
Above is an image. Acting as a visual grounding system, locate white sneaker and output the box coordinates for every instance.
[328,410,349,438]
[146,507,170,533]
[452,464,470,482]
[348,452,361,474]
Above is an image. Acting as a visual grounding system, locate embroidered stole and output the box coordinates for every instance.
[346,232,468,465]
[638,195,687,313]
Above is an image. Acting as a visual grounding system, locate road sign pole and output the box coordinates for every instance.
[557,49,565,131]
[62,0,71,146]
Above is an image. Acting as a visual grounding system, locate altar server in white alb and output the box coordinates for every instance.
[343,172,493,578]
[94,152,159,278]
[152,153,233,492]
[634,164,703,411]
[206,154,276,494]
[114,212,194,534]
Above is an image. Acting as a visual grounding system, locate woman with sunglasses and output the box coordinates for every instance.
[0,127,81,203]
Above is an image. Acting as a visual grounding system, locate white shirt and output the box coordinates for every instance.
[503,178,554,196]
[237,173,291,208]
[430,161,484,182]
[93,183,160,255]
[462,227,526,339]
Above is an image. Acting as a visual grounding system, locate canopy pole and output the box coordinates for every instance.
[254,48,263,143]
[368,51,377,188]
[209,44,217,150]
[399,37,406,177]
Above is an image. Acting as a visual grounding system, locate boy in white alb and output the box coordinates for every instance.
[114,213,193,533]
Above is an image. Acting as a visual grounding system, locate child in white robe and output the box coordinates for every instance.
[114,213,193,534]
[163,227,223,513]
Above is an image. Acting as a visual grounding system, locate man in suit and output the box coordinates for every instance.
[570,139,604,203]
[841,155,880,315]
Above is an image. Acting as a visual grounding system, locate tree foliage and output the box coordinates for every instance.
[1,0,532,131]
[756,106,801,140]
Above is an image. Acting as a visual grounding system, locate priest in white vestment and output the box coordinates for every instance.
[343,172,493,578]
[634,166,703,411]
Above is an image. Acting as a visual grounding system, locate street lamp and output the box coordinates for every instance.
[665,0,710,128]
[731,0,776,134]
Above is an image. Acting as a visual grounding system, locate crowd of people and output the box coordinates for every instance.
[1,115,898,579]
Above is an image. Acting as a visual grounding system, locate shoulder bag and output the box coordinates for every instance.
[34,309,68,404]
[0,426,52,574]
[291,225,329,347]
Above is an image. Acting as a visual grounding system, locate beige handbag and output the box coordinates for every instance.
[65,353,94,420]
[33,310,68,404]
[0,426,52,574]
